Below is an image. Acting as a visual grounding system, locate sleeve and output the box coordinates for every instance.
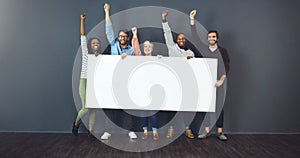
[190,25,207,56]
[106,23,115,44]
[80,35,88,78]
[162,22,176,47]
[220,47,230,74]
[187,49,195,57]
[81,35,88,55]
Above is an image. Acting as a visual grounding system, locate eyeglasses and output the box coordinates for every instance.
[118,35,128,38]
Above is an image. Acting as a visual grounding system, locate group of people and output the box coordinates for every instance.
[72,3,230,142]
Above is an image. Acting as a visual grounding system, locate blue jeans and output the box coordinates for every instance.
[141,111,158,131]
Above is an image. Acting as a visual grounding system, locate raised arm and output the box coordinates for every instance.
[104,3,115,44]
[189,9,208,57]
[190,9,199,42]
[131,27,142,56]
[104,3,111,25]
[80,14,88,54]
[80,14,86,35]
[80,13,88,78]
[190,9,196,26]
[162,10,175,47]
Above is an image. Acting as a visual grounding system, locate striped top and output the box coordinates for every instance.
[80,35,88,78]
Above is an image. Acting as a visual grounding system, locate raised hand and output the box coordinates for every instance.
[80,13,86,20]
[104,3,110,13]
[190,9,196,26]
[131,27,137,37]
[190,9,197,19]
[162,10,168,21]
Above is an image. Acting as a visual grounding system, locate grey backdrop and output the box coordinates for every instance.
[0,0,299,133]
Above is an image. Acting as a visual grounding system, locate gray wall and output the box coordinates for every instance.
[0,0,299,133]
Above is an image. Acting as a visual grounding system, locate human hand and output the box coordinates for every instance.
[215,79,224,87]
[104,3,110,13]
[131,27,137,37]
[187,56,193,60]
[80,13,86,20]
[190,9,197,19]
[121,53,127,60]
[162,10,168,21]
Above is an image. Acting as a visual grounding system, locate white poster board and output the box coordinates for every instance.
[86,55,217,112]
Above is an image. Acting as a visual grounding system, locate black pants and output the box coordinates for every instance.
[196,109,224,127]
[103,109,137,132]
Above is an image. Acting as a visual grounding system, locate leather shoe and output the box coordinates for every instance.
[166,126,174,139]
[142,133,148,140]
[153,133,159,140]
[185,129,195,139]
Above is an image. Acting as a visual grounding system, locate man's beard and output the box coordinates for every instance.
[120,41,128,47]
[209,40,217,46]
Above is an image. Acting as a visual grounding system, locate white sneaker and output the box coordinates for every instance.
[101,132,111,140]
[128,131,137,139]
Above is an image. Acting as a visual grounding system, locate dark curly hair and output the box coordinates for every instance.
[87,37,101,54]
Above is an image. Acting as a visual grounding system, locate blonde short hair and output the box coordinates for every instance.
[143,40,154,48]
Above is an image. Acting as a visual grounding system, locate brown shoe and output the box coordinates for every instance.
[166,126,174,139]
[185,129,195,139]
[153,133,159,140]
[142,133,148,140]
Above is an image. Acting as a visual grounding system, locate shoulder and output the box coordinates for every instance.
[218,46,227,52]
[218,46,229,55]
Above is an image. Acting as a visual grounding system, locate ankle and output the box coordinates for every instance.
[205,128,210,133]
[74,122,79,127]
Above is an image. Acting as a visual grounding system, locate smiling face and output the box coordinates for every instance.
[176,34,186,48]
[208,32,218,46]
[88,38,101,55]
[91,39,100,52]
[118,31,129,47]
[143,41,153,56]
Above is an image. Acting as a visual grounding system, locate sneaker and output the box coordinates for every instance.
[72,122,79,136]
[185,129,195,139]
[153,133,159,141]
[198,132,211,139]
[101,132,111,140]
[128,131,137,139]
[166,126,174,139]
[217,133,228,141]
[142,133,148,140]
[88,131,96,139]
